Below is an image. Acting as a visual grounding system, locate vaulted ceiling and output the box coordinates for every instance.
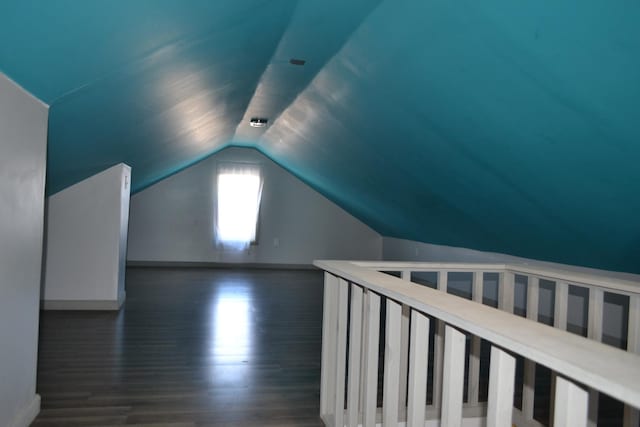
[1,0,639,273]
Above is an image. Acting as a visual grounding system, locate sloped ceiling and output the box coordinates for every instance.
[1,0,639,273]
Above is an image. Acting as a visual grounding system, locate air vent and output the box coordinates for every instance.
[249,118,268,128]
[289,58,306,66]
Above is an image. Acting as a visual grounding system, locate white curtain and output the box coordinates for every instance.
[215,162,263,251]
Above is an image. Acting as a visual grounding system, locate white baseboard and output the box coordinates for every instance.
[8,394,40,427]
[42,292,125,311]
[127,260,316,270]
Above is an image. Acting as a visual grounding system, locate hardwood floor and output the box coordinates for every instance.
[33,267,325,426]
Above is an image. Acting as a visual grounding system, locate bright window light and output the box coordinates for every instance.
[216,163,262,249]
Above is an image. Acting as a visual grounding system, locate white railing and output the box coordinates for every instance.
[315,260,640,427]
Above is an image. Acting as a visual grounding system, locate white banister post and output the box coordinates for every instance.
[433,271,448,408]
[362,291,381,427]
[407,310,430,427]
[550,281,569,421]
[554,281,569,331]
[523,276,539,421]
[399,270,412,411]
[347,284,364,427]
[333,279,350,427]
[499,272,514,313]
[441,325,466,427]
[624,295,640,427]
[487,346,516,427]
[588,288,604,340]
[383,299,402,426]
[554,376,588,427]
[587,287,604,427]
[321,273,339,419]
[468,271,483,406]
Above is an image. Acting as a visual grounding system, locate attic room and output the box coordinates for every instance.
[1,1,639,427]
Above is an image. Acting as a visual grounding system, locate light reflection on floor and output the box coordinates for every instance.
[208,281,253,388]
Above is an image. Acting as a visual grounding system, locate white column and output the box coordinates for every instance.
[587,287,604,427]
[487,346,516,427]
[554,282,569,330]
[383,299,402,426]
[624,295,640,427]
[333,279,350,427]
[433,271,448,408]
[523,276,539,421]
[441,325,466,427]
[362,291,381,427]
[550,281,569,421]
[399,270,411,411]
[347,284,364,427]
[407,310,430,427]
[554,377,588,427]
[467,271,483,406]
[321,273,339,418]
[499,272,515,313]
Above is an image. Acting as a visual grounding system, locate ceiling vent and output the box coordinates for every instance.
[249,117,268,128]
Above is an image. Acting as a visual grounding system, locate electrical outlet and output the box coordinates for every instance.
[273,238,279,247]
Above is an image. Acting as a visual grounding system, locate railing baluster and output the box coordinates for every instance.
[487,346,516,427]
[399,304,410,411]
[550,281,569,421]
[523,276,539,422]
[554,281,569,330]
[499,272,515,313]
[321,273,339,419]
[362,291,381,427]
[624,295,640,427]
[433,271,448,409]
[316,260,640,427]
[588,287,604,427]
[467,271,483,406]
[383,299,402,426]
[441,325,466,427]
[400,269,412,412]
[554,376,588,427]
[407,310,430,427]
[333,279,350,427]
[347,284,364,427]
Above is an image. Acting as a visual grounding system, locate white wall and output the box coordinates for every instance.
[0,74,48,427]
[128,147,382,264]
[43,164,131,309]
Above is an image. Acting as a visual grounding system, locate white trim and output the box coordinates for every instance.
[42,291,125,311]
[7,394,40,427]
[126,261,316,270]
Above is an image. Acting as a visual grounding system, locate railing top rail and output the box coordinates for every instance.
[315,260,640,409]
[350,261,640,295]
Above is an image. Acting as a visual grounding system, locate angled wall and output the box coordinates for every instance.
[127,147,382,265]
[0,74,48,427]
[43,164,131,310]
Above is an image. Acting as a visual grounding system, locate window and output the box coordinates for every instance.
[215,162,263,250]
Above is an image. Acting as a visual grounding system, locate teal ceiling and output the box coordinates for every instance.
[1,0,639,273]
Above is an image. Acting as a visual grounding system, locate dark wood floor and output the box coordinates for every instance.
[33,267,325,427]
